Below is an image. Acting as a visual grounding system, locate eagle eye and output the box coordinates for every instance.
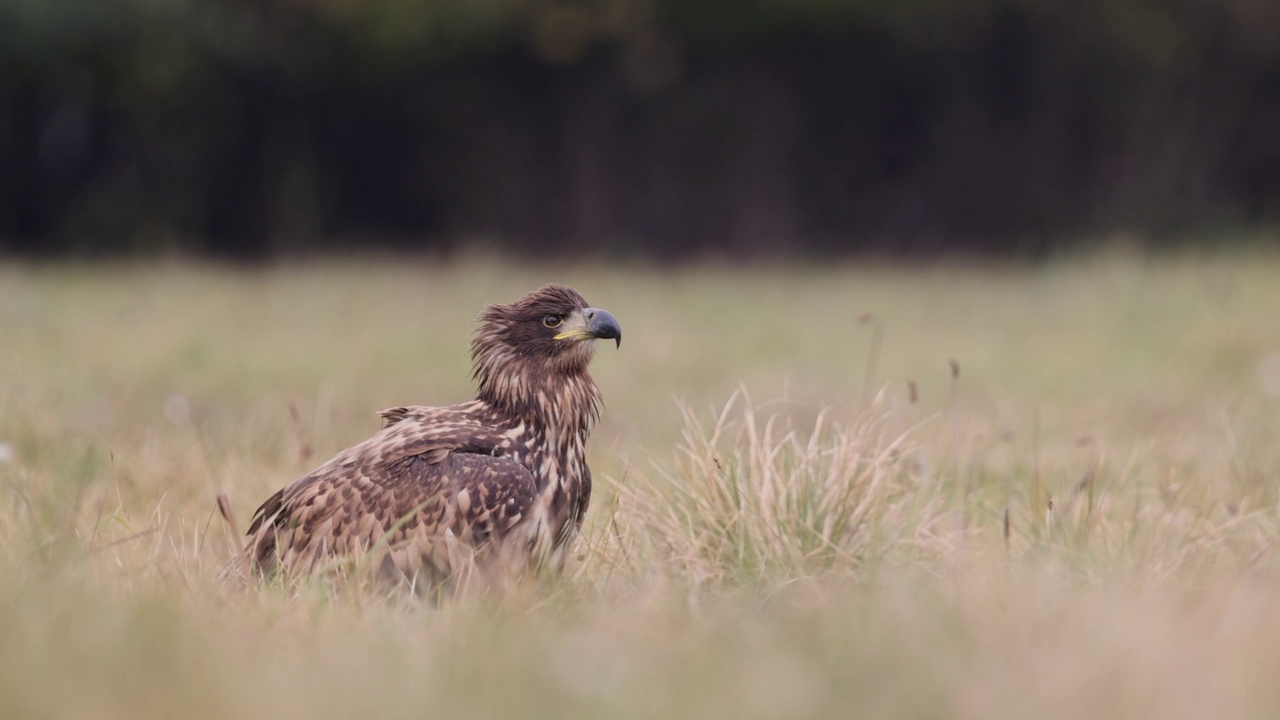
[542,314,564,328]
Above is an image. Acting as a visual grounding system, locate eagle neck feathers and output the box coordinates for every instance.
[471,341,602,560]
[471,343,603,435]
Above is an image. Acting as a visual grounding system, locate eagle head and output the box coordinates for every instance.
[471,284,621,400]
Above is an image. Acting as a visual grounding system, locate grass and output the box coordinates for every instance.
[2,249,1280,718]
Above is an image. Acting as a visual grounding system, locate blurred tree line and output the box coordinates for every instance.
[2,0,1278,258]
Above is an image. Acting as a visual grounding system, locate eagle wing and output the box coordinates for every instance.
[246,406,536,582]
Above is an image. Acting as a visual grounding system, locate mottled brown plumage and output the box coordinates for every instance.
[243,284,621,586]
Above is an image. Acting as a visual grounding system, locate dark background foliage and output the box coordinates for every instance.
[3,0,1279,259]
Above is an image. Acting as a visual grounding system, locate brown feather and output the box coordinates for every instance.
[242,284,618,588]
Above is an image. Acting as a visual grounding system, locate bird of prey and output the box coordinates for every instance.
[241,284,621,587]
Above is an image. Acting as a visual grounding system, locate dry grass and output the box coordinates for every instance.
[2,250,1280,718]
[613,391,933,587]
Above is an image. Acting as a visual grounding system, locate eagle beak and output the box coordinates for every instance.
[584,308,622,348]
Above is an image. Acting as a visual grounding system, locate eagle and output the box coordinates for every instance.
[241,284,621,587]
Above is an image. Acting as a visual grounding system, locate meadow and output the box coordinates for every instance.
[1,251,1279,718]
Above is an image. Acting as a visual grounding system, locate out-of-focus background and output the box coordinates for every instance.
[3,0,1279,259]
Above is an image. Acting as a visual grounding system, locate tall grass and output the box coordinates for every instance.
[2,254,1280,719]
[598,390,1280,598]
[614,391,932,586]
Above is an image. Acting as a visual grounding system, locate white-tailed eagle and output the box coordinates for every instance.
[242,284,621,586]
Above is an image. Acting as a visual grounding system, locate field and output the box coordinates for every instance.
[2,252,1280,718]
